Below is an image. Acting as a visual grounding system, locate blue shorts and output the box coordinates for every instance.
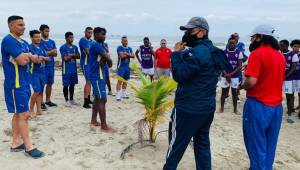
[4,85,31,113]
[243,98,282,170]
[117,67,130,80]
[103,65,109,79]
[63,72,78,86]
[91,79,107,100]
[31,73,45,93]
[45,66,55,85]
[81,64,90,81]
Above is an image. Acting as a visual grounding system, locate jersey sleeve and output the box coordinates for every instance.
[245,52,261,78]
[292,54,299,63]
[60,46,68,58]
[52,40,57,49]
[96,44,105,57]
[5,38,24,59]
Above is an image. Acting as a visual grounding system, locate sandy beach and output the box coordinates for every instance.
[0,67,300,170]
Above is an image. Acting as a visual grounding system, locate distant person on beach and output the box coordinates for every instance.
[135,37,155,81]
[39,24,58,110]
[89,27,113,132]
[163,17,230,170]
[1,15,44,158]
[29,30,50,117]
[116,36,135,101]
[219,36,243,114]
[241,24,285,170]
[154,39,172,78]
[280,39,298,123]
[79,27,94,109]
[59,32,80,107]
[290,39,300,120]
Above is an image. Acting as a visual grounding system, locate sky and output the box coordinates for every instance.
[0,0,299,39]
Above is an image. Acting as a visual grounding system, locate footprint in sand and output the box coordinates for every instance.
[287,150,300,162]
[3,128,12,136]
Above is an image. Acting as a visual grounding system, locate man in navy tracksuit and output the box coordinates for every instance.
[163,17,231,170]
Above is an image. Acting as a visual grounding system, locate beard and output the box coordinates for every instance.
[249,41,262,52]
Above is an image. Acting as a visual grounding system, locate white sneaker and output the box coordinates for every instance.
[116,91,122,101]
[64,101,71,107]
[69,100,78,105]
[122,90,129,99]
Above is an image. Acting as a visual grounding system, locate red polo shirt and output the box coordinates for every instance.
[245,45,286,106]
[155,47,172,69]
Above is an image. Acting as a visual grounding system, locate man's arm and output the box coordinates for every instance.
[135,49,141,64]
[286,63,297,79]
[241,51,261,91]
[241,76,257,90]
[228,59,243,77]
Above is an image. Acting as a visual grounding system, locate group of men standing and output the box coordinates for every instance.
[1,15,173,159]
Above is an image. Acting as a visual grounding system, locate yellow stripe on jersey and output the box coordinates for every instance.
[13,60,20,88]
[30,63,34,74]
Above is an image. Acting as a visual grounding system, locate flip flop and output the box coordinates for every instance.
[25,148,45,159]
[10,143,25,152]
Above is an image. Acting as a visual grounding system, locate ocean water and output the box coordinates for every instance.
[0,34,250,69]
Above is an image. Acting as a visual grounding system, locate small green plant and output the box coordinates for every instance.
[116,63,176,143]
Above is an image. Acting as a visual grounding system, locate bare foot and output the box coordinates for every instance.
[217,108,224,113]
[29,112,37,119]
[101,126,115,133]
[90,122,101,127]
[36,111,47,115]
[234,110,241,115]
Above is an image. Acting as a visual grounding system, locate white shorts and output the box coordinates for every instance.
[220,77,240,89]
[284,81,293,94]
[293,80,300,93]
[142,68,154,75]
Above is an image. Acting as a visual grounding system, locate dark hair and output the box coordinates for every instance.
[257,34,280,50]
[39,24,49,31]
[29,30,40,38]
[291,39,300,47]
[279,39,289,47]
[122,36,127,39]
[7,15,23,24]
[65,32,73,38]
[143,37,149,41]
[85,27,93,31]
[228,36,237,42]
[93,27,106,36]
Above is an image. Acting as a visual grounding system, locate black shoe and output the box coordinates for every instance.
[41,103,47,111]
[45,101,57,107]
[83,103,91,109]
[298,113,300,119]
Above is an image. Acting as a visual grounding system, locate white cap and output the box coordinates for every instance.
[250,24,276,37]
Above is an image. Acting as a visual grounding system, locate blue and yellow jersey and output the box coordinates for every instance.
[1,34,31,88]
[29,44,48,74]
[40,39,56,67]
[88,41,106,81]
[59,44,79,75]
[79,37,93,66]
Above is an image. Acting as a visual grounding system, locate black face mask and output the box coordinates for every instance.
[249,40,261,52]
[182,32,199,47]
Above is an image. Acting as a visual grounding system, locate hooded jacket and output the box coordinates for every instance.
[171,38,231,114]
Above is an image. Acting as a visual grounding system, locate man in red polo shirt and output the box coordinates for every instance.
[241,25,285,170]
[155,39,172,78]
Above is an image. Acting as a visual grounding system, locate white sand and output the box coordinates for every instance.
[0,68,300,170]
